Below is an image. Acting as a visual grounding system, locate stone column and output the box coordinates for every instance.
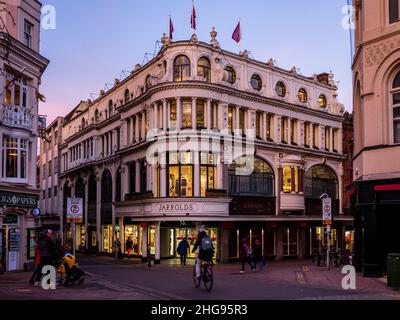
[262,112,267,140]
[146,163,152,193]
[329,127,334,151]
[153,103,158,129]
[176,97,182,132]
[287,118,292,144]
[121,164,129,199]
[160,163,167,197]
[291,166,296,193]
[154,221,161,264]
[141,223,148,262]
[298,168,304,194]
[218,102,228,131]
[275,115,281,144]
[141,111,146,141]
[162,99,168,131]
[194,152,200,197]
[135,115,140,142]
[213,102,217,129]
[320,125,325,150]
[235,106,240,134]
[310,123,314,148]
[338,129,343,153]
[298,121,304,147]
[206,99,212,130]
[191,97,197,130]
[135,159,141,193]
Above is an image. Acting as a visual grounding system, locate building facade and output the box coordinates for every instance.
[0,0,49,272]
[58,31,352,263]
[351,0,400,276]
[38,116,63,232]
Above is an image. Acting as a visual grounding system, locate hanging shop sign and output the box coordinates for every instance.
[0,192,38,209]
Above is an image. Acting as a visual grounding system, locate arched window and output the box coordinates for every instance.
[251,74,262,91]
[101,170,113,225]
[145,75,152,90]
[197,57,211,82]
[318,94,327,108]
[304,165,338,199]
[276,81,286,97]
[224,66,236,84]
[392,70,400,143]
[228,157,274,196]
[124,89,130,104]
[173,55,190,81]
[95,109,99,121]
[298,88,308,103]
[108,100,113,117]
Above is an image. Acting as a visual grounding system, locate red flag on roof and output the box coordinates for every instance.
[191,3,197,30]
[169,16,174,39]
[232,21,241,43]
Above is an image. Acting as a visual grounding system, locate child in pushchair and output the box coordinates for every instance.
[57,253,85,287]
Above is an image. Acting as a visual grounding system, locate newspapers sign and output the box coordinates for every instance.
[322,197,332,225]
[67,198,83,223]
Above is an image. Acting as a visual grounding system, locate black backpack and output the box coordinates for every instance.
[201,235,213,252]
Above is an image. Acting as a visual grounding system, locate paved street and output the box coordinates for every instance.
[1,255,399,300]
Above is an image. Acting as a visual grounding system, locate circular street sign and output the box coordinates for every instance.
[70,204,80,215]
[32,208,41,217]
[323,205,331,213]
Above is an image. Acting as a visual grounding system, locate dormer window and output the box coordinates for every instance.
[251,74,262,91]
[275,81,286,97]
[224,66,236,84]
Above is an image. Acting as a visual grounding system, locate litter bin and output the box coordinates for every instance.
[387,253,400,289]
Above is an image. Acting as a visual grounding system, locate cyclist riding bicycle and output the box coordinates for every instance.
[192,225,214,280]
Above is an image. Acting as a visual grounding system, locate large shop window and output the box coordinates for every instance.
[168,152,194,198]
[282,166,300,193]
[304,165,338,199]
[2,136,29,180]
[200,152,217,197]
[392,70,400,143]
[174,55,191,82]
[229,157,274,196]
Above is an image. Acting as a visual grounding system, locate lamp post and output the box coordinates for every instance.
[320,193,332,271]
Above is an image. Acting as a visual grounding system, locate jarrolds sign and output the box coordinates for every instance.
[155,203,197,213]
[0,192,38,209]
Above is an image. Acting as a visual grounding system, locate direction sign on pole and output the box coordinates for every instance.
[322,197,332,225]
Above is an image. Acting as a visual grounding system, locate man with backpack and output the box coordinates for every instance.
[192,225,214,280]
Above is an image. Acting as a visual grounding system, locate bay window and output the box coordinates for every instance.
[2,136,29,180]
[282,166,301,193]
[168,152,194,198]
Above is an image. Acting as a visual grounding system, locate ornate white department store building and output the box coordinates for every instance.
[57,31,353,263]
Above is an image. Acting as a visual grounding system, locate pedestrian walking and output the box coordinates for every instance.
[29,241,41,285]
[34,230,56,286]
[126,237,134,259]
[177,237,190,266]
[252,239,264,272]
[113,237,122,262]
[239,237,254,273]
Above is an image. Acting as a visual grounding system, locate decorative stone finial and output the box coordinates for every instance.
[114,78,120,86]
[291,66,297,74]
[328,70,335,86]
[99,89,105,96]
[190,33,199,44]
[161,33,171,47]
[240,50,250,59]
[134,63,141,71]
[210,27,220,48]
[266,58,275,67]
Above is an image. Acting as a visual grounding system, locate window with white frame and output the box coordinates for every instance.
[4,70,28,107]
[2,136,29,180]
[24,20,33,48]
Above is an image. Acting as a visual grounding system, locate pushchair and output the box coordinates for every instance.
[57,253,85,287]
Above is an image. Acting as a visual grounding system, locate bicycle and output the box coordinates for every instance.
[193,260,214,292]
